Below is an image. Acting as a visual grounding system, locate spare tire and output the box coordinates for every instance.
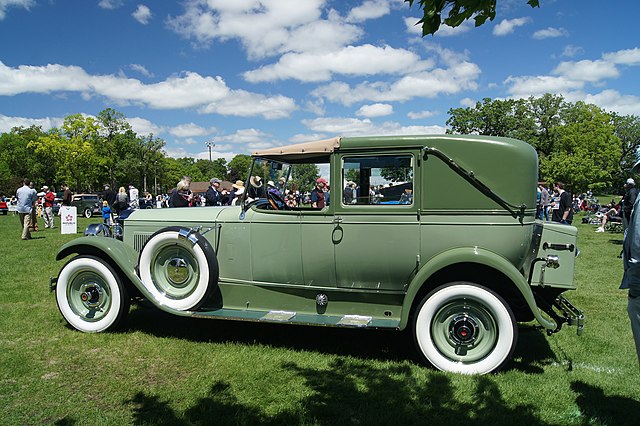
[138,226,218,311]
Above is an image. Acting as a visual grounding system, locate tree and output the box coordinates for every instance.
[446,98,535,140]
[527,94,567,158]
[227,155,252,183]
[96,108,134,188]
[291,164,320,192]
[0,126,46,195]
[406,0,539,36]
[540,102,621,192]
[611,113,640,185]
[50,114,102,191]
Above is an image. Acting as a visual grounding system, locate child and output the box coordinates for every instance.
[101,200,113,226]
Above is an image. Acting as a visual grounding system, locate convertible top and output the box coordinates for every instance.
[252,137,341,161]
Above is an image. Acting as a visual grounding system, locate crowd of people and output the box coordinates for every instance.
[536,181,574,225]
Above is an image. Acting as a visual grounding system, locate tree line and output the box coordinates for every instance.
[1,94,638,196]
[446,94,640,193]
[0,108,252,197]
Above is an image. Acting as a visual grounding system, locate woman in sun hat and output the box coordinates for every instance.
[230,180,245,206]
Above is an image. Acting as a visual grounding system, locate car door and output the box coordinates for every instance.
[248,204,304,285]
[332,152,420,291]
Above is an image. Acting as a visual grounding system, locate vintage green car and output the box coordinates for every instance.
[51,135,583,374]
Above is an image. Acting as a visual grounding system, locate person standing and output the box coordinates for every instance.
[103,184,116,207]
[623,178,638,228]
[128,185,139,209]
[114,186,129,213]
[539,184,550,221]
[551,182,573,225]
[42,185,55,229]
[169,179,193,207]
[205,178,224,206]
[621,163,640,367]
[62,184,72,206]
[16,179,37,240]
[310,178,327,209]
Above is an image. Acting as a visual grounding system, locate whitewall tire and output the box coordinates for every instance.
[56,256,129,332]
[414,282,517,375]
[138,227,218,311]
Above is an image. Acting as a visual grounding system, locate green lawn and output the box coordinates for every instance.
[1,211,639,425]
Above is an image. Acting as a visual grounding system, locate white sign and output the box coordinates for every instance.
[60,206,77,234]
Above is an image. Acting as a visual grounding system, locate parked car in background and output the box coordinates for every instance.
[51,134,582,374]
[0,199,8,215]
[71,194,101,218]
[52,197,62,215]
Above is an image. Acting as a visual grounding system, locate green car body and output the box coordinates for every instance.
[52,134,583,374]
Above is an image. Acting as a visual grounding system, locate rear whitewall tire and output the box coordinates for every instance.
[56,256,129,333]
[414,282,517,375]
[138,228,217,311]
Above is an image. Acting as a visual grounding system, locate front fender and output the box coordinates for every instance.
[399,246,556,330]
[55,237,192,317]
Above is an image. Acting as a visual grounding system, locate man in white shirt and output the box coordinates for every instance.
[16,178,37,240]
[129,185,139,208]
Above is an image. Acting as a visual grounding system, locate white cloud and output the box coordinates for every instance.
[167,0,362,59]
[561,44,583,58]
[289,133,327,143]
[493,17,530,36]
[504,75,584,98]
[404,17,472,37]
[0,61,296,119]
[132,4,152,25]
[346,0,391,23]
[302,116,445,137]
[0,0,34,20]
[128,117,163,136]
[244,44,431,83]
[0,113,63,133]
[130,64,153,78]
[356,103,393,117]
[602,47,640,65]
[532,27,568,39]
[459,98,476,108]
[583,89,640,116]
[312,60,480,105]
[98,0,123,10]
[168,123,215,138]
[553,59,619,83]
[407,110,437,119]
[223,128,271,144]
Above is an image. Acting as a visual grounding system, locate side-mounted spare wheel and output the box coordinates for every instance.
[414,282,517,375]
[56,256,130,332]
[138,226,218,311]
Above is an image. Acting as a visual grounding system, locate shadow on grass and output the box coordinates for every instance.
[117,359,553,425]
[124,302,415,364]
[571,381,640,425]
[123,302,556,374]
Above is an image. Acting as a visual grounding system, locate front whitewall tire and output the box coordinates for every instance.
[56,256,128,333]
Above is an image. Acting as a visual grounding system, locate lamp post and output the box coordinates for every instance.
[206,140,215,178]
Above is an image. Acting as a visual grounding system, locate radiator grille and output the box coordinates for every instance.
[133,233,152,252]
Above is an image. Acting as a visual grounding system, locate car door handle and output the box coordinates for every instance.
[332,216,343,224]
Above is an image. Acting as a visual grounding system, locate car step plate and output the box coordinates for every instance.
[338,315,372,327]
[262,310,296,321]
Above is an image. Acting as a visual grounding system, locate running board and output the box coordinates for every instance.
[190,308,399,329]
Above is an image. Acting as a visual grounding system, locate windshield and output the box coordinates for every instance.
[245,158,292,202]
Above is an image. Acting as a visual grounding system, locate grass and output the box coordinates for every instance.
[1,211,639,425]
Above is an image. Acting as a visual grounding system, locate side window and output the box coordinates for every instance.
[341,154,414,206]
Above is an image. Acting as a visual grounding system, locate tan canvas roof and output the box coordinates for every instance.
[252,136,341,160]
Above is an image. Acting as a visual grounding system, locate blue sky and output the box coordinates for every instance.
[0,0,639,161]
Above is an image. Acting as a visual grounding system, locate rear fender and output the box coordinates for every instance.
[400,247,556,330]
